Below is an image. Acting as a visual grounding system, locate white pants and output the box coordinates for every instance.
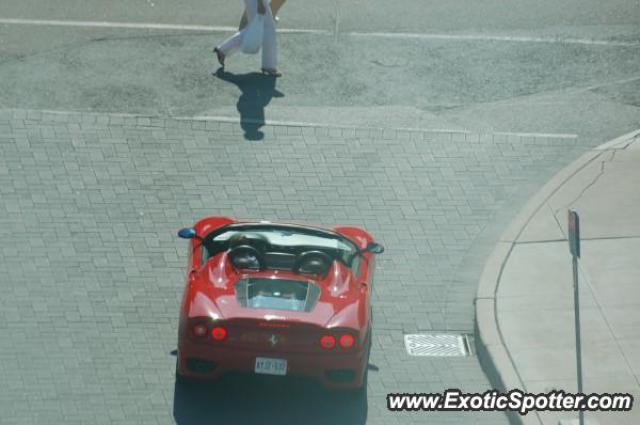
[216,0,277,70]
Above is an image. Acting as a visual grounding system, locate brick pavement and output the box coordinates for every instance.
[0,109,582,424]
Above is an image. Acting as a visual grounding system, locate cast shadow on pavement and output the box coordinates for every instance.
[214,68,285,141]
[173,374,368,425]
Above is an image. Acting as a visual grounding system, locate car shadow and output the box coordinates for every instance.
[214,68,285,141]
[173,373,368,425]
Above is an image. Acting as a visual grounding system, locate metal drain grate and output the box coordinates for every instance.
[404,333,471,357]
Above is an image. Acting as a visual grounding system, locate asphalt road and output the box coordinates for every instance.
[0,0,638,139]
[3,0,640,32]
[0,1,638,425]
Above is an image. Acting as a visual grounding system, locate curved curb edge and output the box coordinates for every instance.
[474,128,640,425]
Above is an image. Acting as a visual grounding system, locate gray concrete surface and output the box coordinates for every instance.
[477,130,640,425]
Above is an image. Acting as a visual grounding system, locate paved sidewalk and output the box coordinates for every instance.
[477,129,640,425]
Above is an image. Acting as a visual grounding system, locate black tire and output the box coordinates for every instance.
[335,371,367,402]
[175,359,197,387]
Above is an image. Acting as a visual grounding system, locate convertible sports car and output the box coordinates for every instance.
[175,216,384,391]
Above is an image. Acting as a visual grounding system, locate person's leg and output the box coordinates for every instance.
[216,32,241,59]
[260,0,278,72]
[216,0,258,59]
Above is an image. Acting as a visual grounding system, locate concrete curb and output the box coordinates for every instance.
[474,128,640,425]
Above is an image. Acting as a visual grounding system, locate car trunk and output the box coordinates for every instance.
[220,278,322,352]
[221,318,329,353]
[235,277,321,313]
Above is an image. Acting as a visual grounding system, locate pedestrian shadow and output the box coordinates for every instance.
[214,67,284,141]
[173,374,368,425]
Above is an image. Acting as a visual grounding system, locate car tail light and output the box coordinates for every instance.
[192,323,208,337]
[211,326,227,341]
[320,335,336,350]
[339,334,355,349]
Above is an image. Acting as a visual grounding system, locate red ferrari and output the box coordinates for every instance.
[175,216,384,392]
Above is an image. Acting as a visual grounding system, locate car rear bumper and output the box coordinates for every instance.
[177,339,369,389]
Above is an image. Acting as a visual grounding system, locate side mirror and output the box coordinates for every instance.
[177,228,197,239]
[365,242,384,254]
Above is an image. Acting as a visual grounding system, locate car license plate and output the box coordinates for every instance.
[254,357,287,376]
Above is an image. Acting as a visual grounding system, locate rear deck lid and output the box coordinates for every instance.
[235,277,321,313]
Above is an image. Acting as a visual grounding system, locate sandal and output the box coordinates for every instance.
[261,68,282,77]
[213,47,225,67]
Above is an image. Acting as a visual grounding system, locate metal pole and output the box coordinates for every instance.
[572,254,584,425]
[568,210,584,425]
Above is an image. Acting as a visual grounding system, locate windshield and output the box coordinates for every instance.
[213,229,350,250]
[202,224,358,266]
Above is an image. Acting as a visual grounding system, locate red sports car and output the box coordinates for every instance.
[175,216,384,391]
